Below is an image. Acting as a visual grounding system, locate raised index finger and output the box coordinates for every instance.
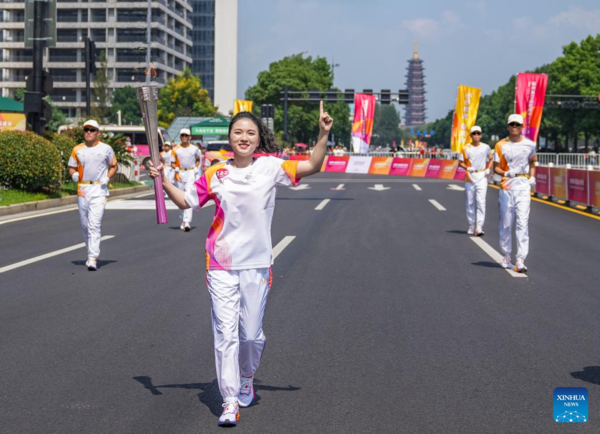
[320,100,324,116]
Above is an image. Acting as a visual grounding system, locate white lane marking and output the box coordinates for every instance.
[315,199,330,210]
[368,184,390,191]
[0,207,78,225]
[470,237,527,278]
[448,184,465,191]
[412,184,422,191]
[0,235,115,274]
[332,184,345,190]
[105,200,214,210]
[289,184,310,191]
[429,199,446,211]
[272,236,295,260]
[133,191,156,198]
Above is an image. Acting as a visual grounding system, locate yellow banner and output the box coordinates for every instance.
[0,113,26,131]
[234,100,253,116]
[450,85,481,153]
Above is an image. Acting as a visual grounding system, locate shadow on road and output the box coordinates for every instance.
[446,230,468,235]
[471,261,503,269]
[571,366,600,385]
[133,376,301,417]
[71,260,117,269]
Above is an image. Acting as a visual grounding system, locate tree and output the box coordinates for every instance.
[157,67,216,128]
[109,86,142,125]
[92,50,110,122]
[371,104,401,147]
[245,53,351,146]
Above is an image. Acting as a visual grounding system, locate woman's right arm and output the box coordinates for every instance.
[148,162,190,209]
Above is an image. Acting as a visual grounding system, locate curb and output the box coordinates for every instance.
[0,184,151,217]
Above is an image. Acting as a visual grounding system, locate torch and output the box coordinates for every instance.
[137,85,168,224]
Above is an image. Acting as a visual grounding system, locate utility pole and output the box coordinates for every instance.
[283,86,288,141]
[30,0,45,134]
[331,58,340,84]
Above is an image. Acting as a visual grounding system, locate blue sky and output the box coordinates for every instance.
[237,0,600,122]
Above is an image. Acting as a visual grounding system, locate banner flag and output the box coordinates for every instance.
[351,93,376,153]
[450,85,481,153]
[515,73,548,142]
[0,113,26,131]
[234,100,253,116]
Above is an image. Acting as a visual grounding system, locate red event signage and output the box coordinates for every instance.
[324,156,350,172]
[425,159,444,178]
[439,160,459,179]
[454,165,466,181]
[535,166,550,195]
[389,158,413,176]
[589,171,600,207]
[567,169,588,204]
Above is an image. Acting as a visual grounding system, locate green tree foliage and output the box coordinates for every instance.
[157,67,216,128]
[60,126,133,167]
[423,110,454,148]
[245,54,351,146]
[0,131,61,191]
[92,50,111,122]
[372,105,401,147]
[43,132,77,180]
[109,86,142,125]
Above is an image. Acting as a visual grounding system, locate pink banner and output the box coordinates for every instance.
[589,171,600,207]
[289,155,310,161]
[351,94,376,153]
[389,158,413,176]
[515,73,548,142]
[535,166,550,195]
[567,169,588,204]
[425,159,444,178]
[324,156,350,172]
[454,165,466,181]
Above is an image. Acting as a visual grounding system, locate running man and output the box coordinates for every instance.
[160,142,174,184]
[171,128,201,231]
[68,120,118,271]
[149,102,333,427]
[458,126,492,236]
[493,114,537,272]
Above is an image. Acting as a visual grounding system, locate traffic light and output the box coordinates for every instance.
[380,89,391,105]
[397,90,409,104]
[24,70,53,126]
[344,89,354,104]
[260,104,274,118]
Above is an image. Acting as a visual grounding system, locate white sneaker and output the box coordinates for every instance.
[184,222,191,232]
[501,255,511,269]
[467,226,475,235]
[474,228,485,237]
[514,259,528,273]
[87,258,97,271]
[238,376,255,408]
[218,401,239,427]
[180,223,185,232]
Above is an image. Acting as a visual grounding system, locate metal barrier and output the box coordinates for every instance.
[537,153,599,169]
[322,151,461,160]
[116,156,141,182]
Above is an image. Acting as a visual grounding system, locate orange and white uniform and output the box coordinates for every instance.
[172,144,201,224]
[184,156,299,402]
[494,137,536,261]
[68,141,116,260]
[160,150,175,183]
[459,142,491,231]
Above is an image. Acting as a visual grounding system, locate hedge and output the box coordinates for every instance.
[44,132,78,180]
[0,131,62,191]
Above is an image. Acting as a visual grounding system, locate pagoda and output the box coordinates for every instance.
[404,40,427,126]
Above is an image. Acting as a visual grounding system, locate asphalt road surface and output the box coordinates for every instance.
[1,173,599,433]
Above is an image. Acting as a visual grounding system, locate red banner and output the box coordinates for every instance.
[589,171,600,207]
[324,156,349,172]
[425,159,443,178]
[535,166,550,195]
[351,94,376,153]
[454,165,466,181]
[389,158,413,176]
[515,73,548,142]
[567,169,588,204]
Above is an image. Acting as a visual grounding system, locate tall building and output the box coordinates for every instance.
[404,40,426,127]
[189,0,236,115]
[0,1,193,119]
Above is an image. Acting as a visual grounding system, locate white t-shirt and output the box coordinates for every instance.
[459,142,491,183]
[494,137,537,190]
[68,141,116,197]
[173,145,201,183]
[185,156,300,271]
[161,150,174,166]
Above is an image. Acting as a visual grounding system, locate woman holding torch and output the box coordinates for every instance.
[149,102,333,427]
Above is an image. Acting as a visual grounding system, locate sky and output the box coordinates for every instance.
[237,0,600,122]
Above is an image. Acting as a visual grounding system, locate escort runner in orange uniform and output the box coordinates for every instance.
[171,128,201,231]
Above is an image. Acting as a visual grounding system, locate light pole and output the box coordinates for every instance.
[331,58,340,83]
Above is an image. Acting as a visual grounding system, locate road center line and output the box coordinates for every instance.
[412,184,422,191]
[315,199,330,210]
[272,236,295,260]
[0,235,115,274]
[470,237,527,278]
[428,199,446,211]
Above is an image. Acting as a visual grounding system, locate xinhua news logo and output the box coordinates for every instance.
[554,387,588,423]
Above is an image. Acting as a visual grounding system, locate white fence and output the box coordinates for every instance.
[536,153,599,169]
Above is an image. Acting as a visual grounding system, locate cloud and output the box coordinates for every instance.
[548,7,600,31]
[400,11,464,41]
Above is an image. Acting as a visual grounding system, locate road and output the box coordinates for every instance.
[0,173,599,433]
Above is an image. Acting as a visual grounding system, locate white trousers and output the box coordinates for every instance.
[77,196,107,259]
[176,180,194,223]
[465,178,488,229]
[207,268,271,401]
[164,167,175,184]
[499,189,531,261]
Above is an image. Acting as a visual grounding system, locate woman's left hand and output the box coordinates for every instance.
[319,101,334,133]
